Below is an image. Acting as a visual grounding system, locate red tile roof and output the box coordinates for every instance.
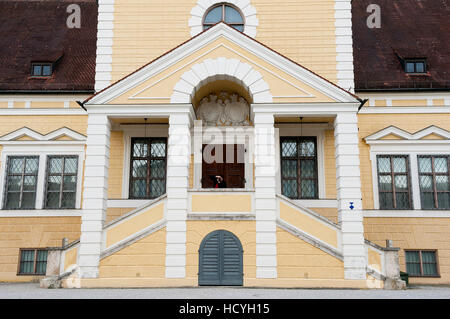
[0,0,97,93]
[353,0,450,91]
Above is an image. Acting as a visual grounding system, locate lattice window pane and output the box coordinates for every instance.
[434,157,448,173]
[21,193,36,209]
[419,175,433,191]
[4,193,20,209]
[63,176,77,191]
[281,160,297,178]
[47,175,61,191]
[300,160,315,178]
[418,157,432,173]
[61,192,76,208]
[300,141,315,156]
[23,176,36,191]
[437,193,450,209]
[396,193,410,209]
[301,180,316,198]
[393,157,407,173]
[150,160,165,178]
[378,175,392,191]
[421,192,434,209]
[394,175,408,191]
[379,192,393,209]
[377,157,391,173]
[282,180,298,199]
[64,157,78,174]
[46,192,60,208]
[150,180,165,198]
[436,175,449,191]
[49,158,63,174]
[151,142,166,157]
[7,176,22,191]
[9,158,24,174]
[131,180,147,198]
[281,141,297,157]
[133,141,148,157]
[132,160,148,178]
[25,158,39,174]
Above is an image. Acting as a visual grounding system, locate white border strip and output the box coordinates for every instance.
[95,0,115,92]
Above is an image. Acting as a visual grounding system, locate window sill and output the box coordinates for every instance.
[0,209,82,217]
[363,210,450,218]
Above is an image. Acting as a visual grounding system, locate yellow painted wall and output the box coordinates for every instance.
[64,246,78,271]
[99,227,166,279]
[106,207,135,223]
[368,247,382,272]
[191,194,252,212]
[108,131,124,199]
[30,102,65,108]
[309,207,338,224]
[105,202,164,247]
[186,220,256,282]
[364,217,450,284]
[0,217,81,282]
[391,99,428,107]
[110,0,338,87]
[277,226,344,279]
[358,113,450,209]
[279,201,338,248]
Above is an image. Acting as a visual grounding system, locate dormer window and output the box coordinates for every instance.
[405,59,427,74]
[31,63,52,77]
[203,3,244,32]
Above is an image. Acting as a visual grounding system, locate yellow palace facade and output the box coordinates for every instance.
[0,0,449,289]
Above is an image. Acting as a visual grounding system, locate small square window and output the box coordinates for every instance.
[31,63,52,77]
[404,59,427,74]
[18,249,48,275]
[405,250,439,277]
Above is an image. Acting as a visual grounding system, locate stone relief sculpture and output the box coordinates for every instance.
[196,92,250,126]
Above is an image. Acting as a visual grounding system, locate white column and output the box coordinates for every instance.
[165,113,191,278]
[334,112,366,280]
[254,113,277,279]
[79,114,110,278]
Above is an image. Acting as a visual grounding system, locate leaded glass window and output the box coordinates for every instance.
[418,156,450,210]
[18,249,47,275]
[203,4,244,32]
[280,137,318,199]
[3,156,39,209]
[130,138,167,199]
[44,156,78,209]
[376,155,412,209]
[405,250,439,277]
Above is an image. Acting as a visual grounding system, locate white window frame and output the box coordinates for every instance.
[275,123,329,201]
[0,144,85,211]
[120,124,169,199]
[369,144,450,211]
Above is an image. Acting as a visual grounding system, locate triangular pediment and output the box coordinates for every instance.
[0,127,86,144]
[85,23,359,106]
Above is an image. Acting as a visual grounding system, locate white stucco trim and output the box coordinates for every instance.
[170,57,273,104]
[189,0,258,37]
[0,127,86,143]
[365,125,450,142]
[95,0,115,92]
[334,0,354,92]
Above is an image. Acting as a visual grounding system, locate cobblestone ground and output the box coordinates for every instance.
[1,283,450,299]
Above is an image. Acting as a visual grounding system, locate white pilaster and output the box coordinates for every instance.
[254,112,277,279]
[165,113,191,278]
[334,112,366,280]
[79,114,111,278]
[95,0,115,92]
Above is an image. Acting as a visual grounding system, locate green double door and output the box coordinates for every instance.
[198,230,243,286]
